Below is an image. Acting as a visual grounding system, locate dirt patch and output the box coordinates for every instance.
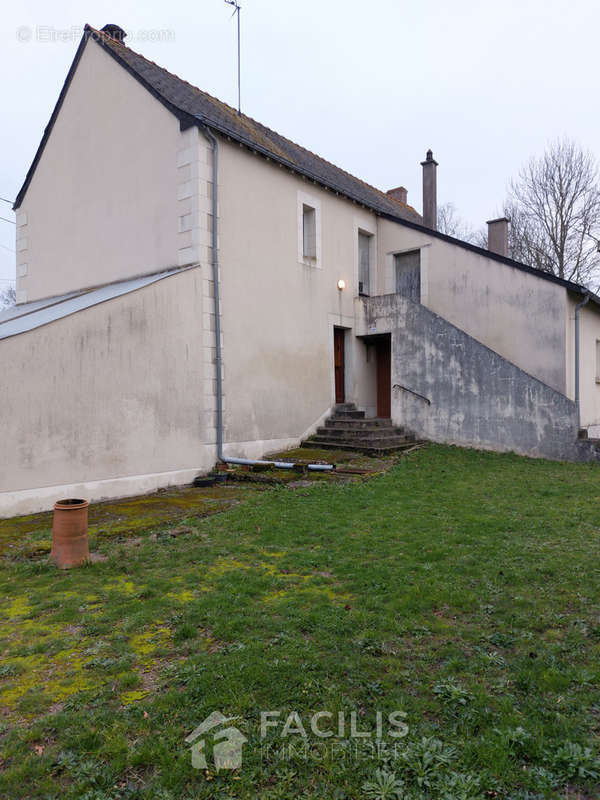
[89,552,109,563]
[0,486,253,556]
[1,446,406,557]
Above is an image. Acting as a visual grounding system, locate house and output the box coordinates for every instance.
[2,23,600,517]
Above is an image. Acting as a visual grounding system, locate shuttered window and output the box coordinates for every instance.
[358,232,371,296]
[394,250,421,303]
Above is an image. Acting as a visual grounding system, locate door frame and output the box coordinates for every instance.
[333,327,346,404]
[375,334,392,418]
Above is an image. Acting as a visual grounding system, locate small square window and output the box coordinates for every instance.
[302,205,316,260]
[394,250,421,303]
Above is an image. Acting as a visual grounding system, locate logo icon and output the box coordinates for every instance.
[186,710,247,771]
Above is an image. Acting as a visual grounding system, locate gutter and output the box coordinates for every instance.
[575,292,590,432]
[198,122,334,474]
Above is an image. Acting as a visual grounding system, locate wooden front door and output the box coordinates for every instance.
[376,337,391,418]
[334,328,345,403]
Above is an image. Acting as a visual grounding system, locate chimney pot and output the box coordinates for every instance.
[387,186,408,205]
[100,24,127,42]
[487,217,510,257]
[420,149,438,229]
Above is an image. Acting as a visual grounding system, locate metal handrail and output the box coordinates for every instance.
[393,383,431,405]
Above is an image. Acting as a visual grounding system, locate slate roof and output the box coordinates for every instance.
[12,25,600,308]
[14,25,421,223]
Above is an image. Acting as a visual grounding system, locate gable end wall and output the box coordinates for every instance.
[16,38,185,303]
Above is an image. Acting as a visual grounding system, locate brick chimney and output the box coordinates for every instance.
[387,186,408,205]
[487,217,510,257]
[100,24,127,42]
[420,150,438,230]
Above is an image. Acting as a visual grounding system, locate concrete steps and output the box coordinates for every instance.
[301,403,424,456]
[324,417,399,430]
[322,423,408,438]
[302,439,419,455]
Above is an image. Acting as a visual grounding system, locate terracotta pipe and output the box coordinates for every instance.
[51,498,89,569]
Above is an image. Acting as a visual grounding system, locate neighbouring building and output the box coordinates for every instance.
[2,23,600,517]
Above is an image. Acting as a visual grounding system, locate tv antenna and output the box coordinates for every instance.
[224,0,242,115]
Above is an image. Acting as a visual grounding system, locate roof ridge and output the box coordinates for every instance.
[14,25,598,307]
[87,25,244,118]
[87,25,419,215]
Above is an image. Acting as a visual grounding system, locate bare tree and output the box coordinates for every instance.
[436,202,479,243]
[507,139,600,286]
[0,284,16,309]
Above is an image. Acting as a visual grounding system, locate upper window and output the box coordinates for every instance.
[394,250,421,303]
[297,191,321,267]
[358,232,371,296]
[302,204,317,260]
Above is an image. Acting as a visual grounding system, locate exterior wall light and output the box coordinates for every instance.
[337,279,346,290]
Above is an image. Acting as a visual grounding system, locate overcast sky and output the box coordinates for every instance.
[1,0,599,288]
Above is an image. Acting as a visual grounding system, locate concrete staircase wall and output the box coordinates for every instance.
[356,294,600,463]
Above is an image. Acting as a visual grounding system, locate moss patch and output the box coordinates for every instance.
[12,446,598,798]
[0,485,252,556]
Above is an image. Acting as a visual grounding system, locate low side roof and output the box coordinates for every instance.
[0,267,191,341]
[0,289,84,324]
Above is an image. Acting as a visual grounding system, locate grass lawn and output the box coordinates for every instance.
[1,444,600,799]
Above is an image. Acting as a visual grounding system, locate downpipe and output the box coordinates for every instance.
[575,292,590,433]
[199,124,224,461]
[199,122,334,474]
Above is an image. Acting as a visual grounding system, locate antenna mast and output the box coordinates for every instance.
[224,0,242,115]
